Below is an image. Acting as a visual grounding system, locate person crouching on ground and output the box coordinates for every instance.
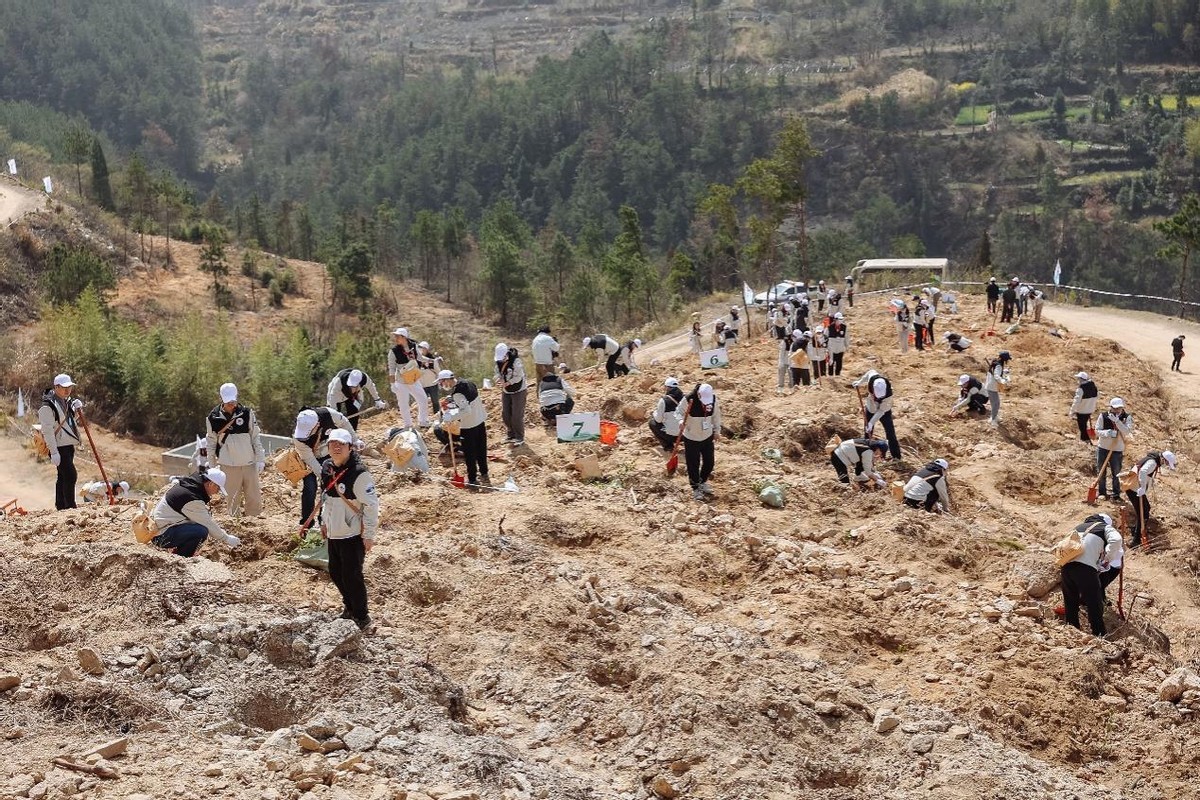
[831,438,889,488]
[149,469,241,557]
[903,458,951,512]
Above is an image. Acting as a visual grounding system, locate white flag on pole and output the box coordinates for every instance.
[16,388,24,418]
[742,282,755,306]
[6,159,15,175]
[1053,259,1061,286]
[42,176,53,194]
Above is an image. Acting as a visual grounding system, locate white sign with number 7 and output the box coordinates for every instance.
[555,411,602,443]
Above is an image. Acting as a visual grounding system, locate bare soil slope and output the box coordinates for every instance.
[2,292,1200,800]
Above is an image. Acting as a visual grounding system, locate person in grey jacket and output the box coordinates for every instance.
[149,469,241,557]
[205,382,265,518]
[39,373,84,510]
[318,429,379,630]
[680,383,720,500]
[1060,513,1123,636]
[494,343,528,445]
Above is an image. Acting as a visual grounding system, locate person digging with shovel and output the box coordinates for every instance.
[436,369,489,490]
[1094,398,1132,502]
[1124,450,1176,546]
[679,383,720,501]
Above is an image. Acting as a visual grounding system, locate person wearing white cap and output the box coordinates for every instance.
[831,438,889,487]
[326,367,385,430]
[318,428,379,630]
[912,296,931,351]
[985,277,1000,314]
[922,285,942,313]
[807,325,828,377]
[1030,287,1045,322]
[826,313,849,375]
[38,373,84,509]
[1124,450,1177,544]
[292,406,355,532]
[853,369,901,460]
[148,468,241,557]
[826,286,843,317]
[435,369,490,488]
[537,370,575,423]
[191,436,209,473]
[81,480,130,504]
[679,383,720,500]
[387,328,432,430]
[788,329,812,388]
[726,307,741,344]
[415,341,445,414]
[205,382,265,518]
[649,377,684,450]
[844,274,855,308]
[902,459,951,512]
[494,342,528,446]
[1060,513,1123,637]
[815,279,827,312]
[983,351,1011,425]
[1094,397,1132,501]
[531,325,560,379]
[1068,372,1099,442]
[612,338,642,377]
[951,374,987,415]
[582,334,623,378]
[892,299,911,353]
[942,331,971,352]
[769,304,791,342]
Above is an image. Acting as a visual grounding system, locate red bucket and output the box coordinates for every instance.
[599,421,619,446]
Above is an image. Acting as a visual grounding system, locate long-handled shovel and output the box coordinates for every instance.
[447,431,465,489]
[855,386,867,437]
[666,406,691,477]
[1087,447,1114,504]
[77,412,114,505]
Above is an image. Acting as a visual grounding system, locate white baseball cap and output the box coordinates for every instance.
[581,337,592,347]
[1075,371,1089,380]
[437,369,455,381]
[958,374,970,385]
[53,373,76,388]
[1110,397,1125,409]
[934,458,949,470]
[663,377,679,388]
[204,468,228,495]
[293,409,319,438]
[328,429,354,445]
[118,480,130,493]
[834,312,844,320]
[697,384,714,404]
[890,298,905,309]
[418,341,430,350]
[494,343,509,361]
[347,369,364,387]
[633,338,642,347]
[219,382,238,403]
[1162,451,1177,470]
[791,330,804,340]
[1099,513,1113,526]
[392,327,409,338]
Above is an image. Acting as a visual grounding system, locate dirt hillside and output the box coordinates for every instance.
[2,290,1200,800]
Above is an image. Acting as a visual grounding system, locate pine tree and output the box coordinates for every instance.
[199,229,232,309]
[90,138,114,210]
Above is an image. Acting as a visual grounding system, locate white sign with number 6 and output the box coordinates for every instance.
[699,348,729,369]
[555,411,601,443]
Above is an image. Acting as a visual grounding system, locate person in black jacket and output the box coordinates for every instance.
[1171,335,1185,371]
[1000,279,1018,322]
[985,277,1000,314]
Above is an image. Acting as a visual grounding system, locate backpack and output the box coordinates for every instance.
[1052,520,1107,568]
[31,424,51,457]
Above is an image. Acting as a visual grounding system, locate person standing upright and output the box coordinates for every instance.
[680,383,720,501]
[854,369,901,460]
[983,351,1011,426]
[327,368,385,430]
[1095,397,1132,501]
[292,406,355,533]
[845,275,855,307]
[1031,288,1045,322]
[319,429,379,631]
[387,328,432,430]
[1124,450,1176,543]
[205,382,265,518]
[1171,335,1185,371]
[726,307,741,344]
[788,330,812,388]
[808,325,829,378]
[494,342,528,446]
[649,377,684,451]
[415,341,444,417]
[531,325,560,379]
[826,313,849,375]
[1069,371,1099,442]
[437,369,489,488]
[912,296,929,351]
[985,277,1000,315]
[892,299,912,353]
[1000,279,1018,323]
[39,373,84,510]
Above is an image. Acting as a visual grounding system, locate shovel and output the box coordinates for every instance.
[1087,447,1114,504]
[77,412,114,505]
[448,431,465,489]
[666,406,691,477]
[854,385,867,437]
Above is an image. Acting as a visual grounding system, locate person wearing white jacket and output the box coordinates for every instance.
[205,382,265,518]
[327,368,386,430]
[1068,371,1099,442]
[1094,397,1133,501]
[437,370,489,488]
[494,342,528,445]
[293,406,356,533]
[831,438,889,486]
[649,377,684,450]
[318,429,379,630]
[38,373,84,510]
[1060,513,1123,636]
[150,469,241,557]
[853,369,901,460]
[1124,450,1176,542]
[983,351,1010,425]
[892,299,912,352]
[902,459,951,512]
[826,313,849,375]
[679,383,720,500]
[387,328,432,429]
[531,326,560,379]
[807,326,829,377]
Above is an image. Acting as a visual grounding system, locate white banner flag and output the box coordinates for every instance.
[16,388,24,418]
[1053,259,1062,286]
[6,159,15,175]
[42,176,53,194]
[742,282,755,306]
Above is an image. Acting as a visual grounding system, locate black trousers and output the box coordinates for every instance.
[1000,302,1015,322]
[830,452,850,483]
[1172,353,1182,371]
[866,410,901,460]
[328,536,368,621]
[1100,565,1121,595]
[338,400,363,430]
[460,423,488,483]
[1074,413,1092,442]
[966,396,988,413]
[540,399,574,422]
[1125,490,1150,538]
[54,445,78,510]
[300,473,318,530]
[683,436,714,489]
[790,367,810,386]
[830,352,844,375]
[605,352,627,379]
[1062,561,1106,636]
[913,324,926,350]
[904,494,937,512]
[814,358,827,376]
[986,297,997,313]
[649,420,675,451]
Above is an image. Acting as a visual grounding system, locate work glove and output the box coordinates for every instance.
[354,438,365,452]
[225,534,242,548]
[70,399,84,411]
[50,450,61,466]
[375,400,387,411]
[255,461,265,473]
[865,423,875,435]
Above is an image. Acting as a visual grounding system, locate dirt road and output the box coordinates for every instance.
[0,177,43,225]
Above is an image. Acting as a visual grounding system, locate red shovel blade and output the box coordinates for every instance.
[1086,483,1098,504]
[451,473,465,489]
[666,453,679,476]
